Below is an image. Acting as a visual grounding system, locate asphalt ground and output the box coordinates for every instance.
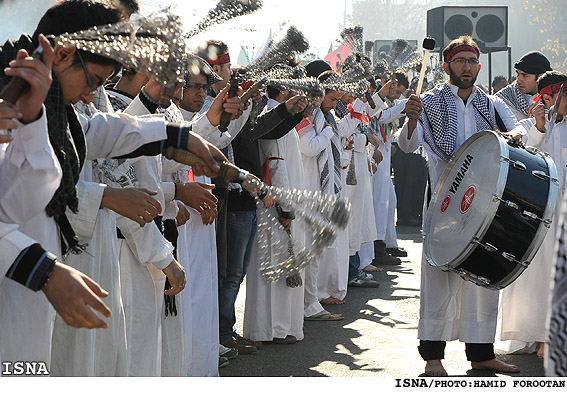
[219,225,545,378]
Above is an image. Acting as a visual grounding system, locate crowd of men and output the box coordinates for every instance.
[0,0,565,378]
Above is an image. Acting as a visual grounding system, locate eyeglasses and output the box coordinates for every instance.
[449,57,480,66]
[184,82,208,92]
[76,51,97,96]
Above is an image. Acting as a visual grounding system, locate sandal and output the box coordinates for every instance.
[304,310,344,321]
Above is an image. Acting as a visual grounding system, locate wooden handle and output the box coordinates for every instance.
[365,91,376,109]
[239,78,266,103]
[218,79,239,132]
[163,146,243,181]
[0,46,44,104]
[416,49,431,95]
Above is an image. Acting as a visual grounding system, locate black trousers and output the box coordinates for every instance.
[418,340,496,362]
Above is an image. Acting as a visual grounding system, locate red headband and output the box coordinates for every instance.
[445,45,480,62]
[533,82,567,103]
[206,53,231,66]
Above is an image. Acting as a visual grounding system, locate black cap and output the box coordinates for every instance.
[305,60,332,78]
[514,51,552,75]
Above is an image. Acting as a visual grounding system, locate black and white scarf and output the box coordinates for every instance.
[496,82,530,117]
[547,201,567,376]
[321,111,342,195]
[1,35,87,255]
[420,83,497,162]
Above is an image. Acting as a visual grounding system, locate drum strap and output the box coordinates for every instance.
[472,101,504,133]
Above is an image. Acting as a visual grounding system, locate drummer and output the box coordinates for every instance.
[397,35,523,377]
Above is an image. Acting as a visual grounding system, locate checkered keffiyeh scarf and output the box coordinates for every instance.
[420,83,497,162]
[548,200,567,376]
[496,82,530,117]
[321,111,342,195]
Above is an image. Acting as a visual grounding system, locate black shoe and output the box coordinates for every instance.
[221,338,257,354]
[218,356,229,368]
[372,254,402,266]
[386,247,408,257]
[271,335,297,345]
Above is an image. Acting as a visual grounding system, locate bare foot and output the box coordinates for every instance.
[537,342,545,358]
[320,296,346,305]
[471,358,520,373]
[425,360,448,376]
[363,265,383,273]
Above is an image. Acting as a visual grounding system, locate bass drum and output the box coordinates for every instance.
[423,131,559,290]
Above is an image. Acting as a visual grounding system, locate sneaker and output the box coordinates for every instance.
[348,277,380,287]
[218,356,229,368]
[235,335,262,349]
[360,272,374,281]
[219,344,238,359]
[221,337,257,354]
[386,247,408,257]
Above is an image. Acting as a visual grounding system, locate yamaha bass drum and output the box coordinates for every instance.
[423,131,558,289]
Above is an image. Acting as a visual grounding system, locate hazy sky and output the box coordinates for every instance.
[138,0,351,58]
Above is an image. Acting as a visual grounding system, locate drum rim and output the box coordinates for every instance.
[423,130,509,268]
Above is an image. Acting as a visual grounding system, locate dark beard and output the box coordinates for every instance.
[448,66,476,89]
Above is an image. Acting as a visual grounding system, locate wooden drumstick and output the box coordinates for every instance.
[415,37,436,95]
[239,77,267,103]
[218,79,239,133]
[163,146,249,182]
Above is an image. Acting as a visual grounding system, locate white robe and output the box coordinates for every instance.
[499,116,567,351]
[0,111,61,367]
[175,108,219,377]
[50,94,128,377]
[374,99,406,247]
[0,107,168,368]
[243,98,305,341]
[398,84,520,343]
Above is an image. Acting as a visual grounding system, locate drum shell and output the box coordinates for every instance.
[424,131,558,290]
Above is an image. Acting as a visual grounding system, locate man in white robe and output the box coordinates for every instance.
[398,36,521,377]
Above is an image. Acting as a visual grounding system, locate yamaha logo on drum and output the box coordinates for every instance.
[449,154,474,195]
[440,196,451,213]
[460,185,476,213]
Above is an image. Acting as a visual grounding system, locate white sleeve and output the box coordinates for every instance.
[397,118,422,153]
[376,100,407,124]
[522,118,546,148]
[336,99,365,138]
[79,112,167,159]
[0,225,37,285]
[190,105,252,149]
[65,179,106,239]
[365,93,388,118]
[299,126,333,157]
[115,214,173,270]
[493,96,522,134]
[0,109,62,224]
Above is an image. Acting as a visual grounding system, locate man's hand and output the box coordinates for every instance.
[531,103,547,133]
[278,216,292,231]
[0,99,22,137]
[285,95,308,115]
[366,133,380,147]
[378,79,395,100]
[206,82,247,126]
[102,187,161,227]
[162,259,186,295]
[242,174,263,197]
[175,202,191,226]
[4,34,54,124]
[261,193,275,208]
[373,148,383,165]
[175,182,218,225]
[404,94,422,138]
[186,131,227,177]
[42,262,112,329]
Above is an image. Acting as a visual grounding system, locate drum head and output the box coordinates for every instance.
[424,131,509,268]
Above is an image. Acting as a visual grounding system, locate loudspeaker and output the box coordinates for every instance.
[427,6,507,50]
[373,40,418,67]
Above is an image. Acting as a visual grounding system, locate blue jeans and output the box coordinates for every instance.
[348,252,361,282]
[218,210,257,343]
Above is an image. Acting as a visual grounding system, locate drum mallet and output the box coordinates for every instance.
[415,36,436,95]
